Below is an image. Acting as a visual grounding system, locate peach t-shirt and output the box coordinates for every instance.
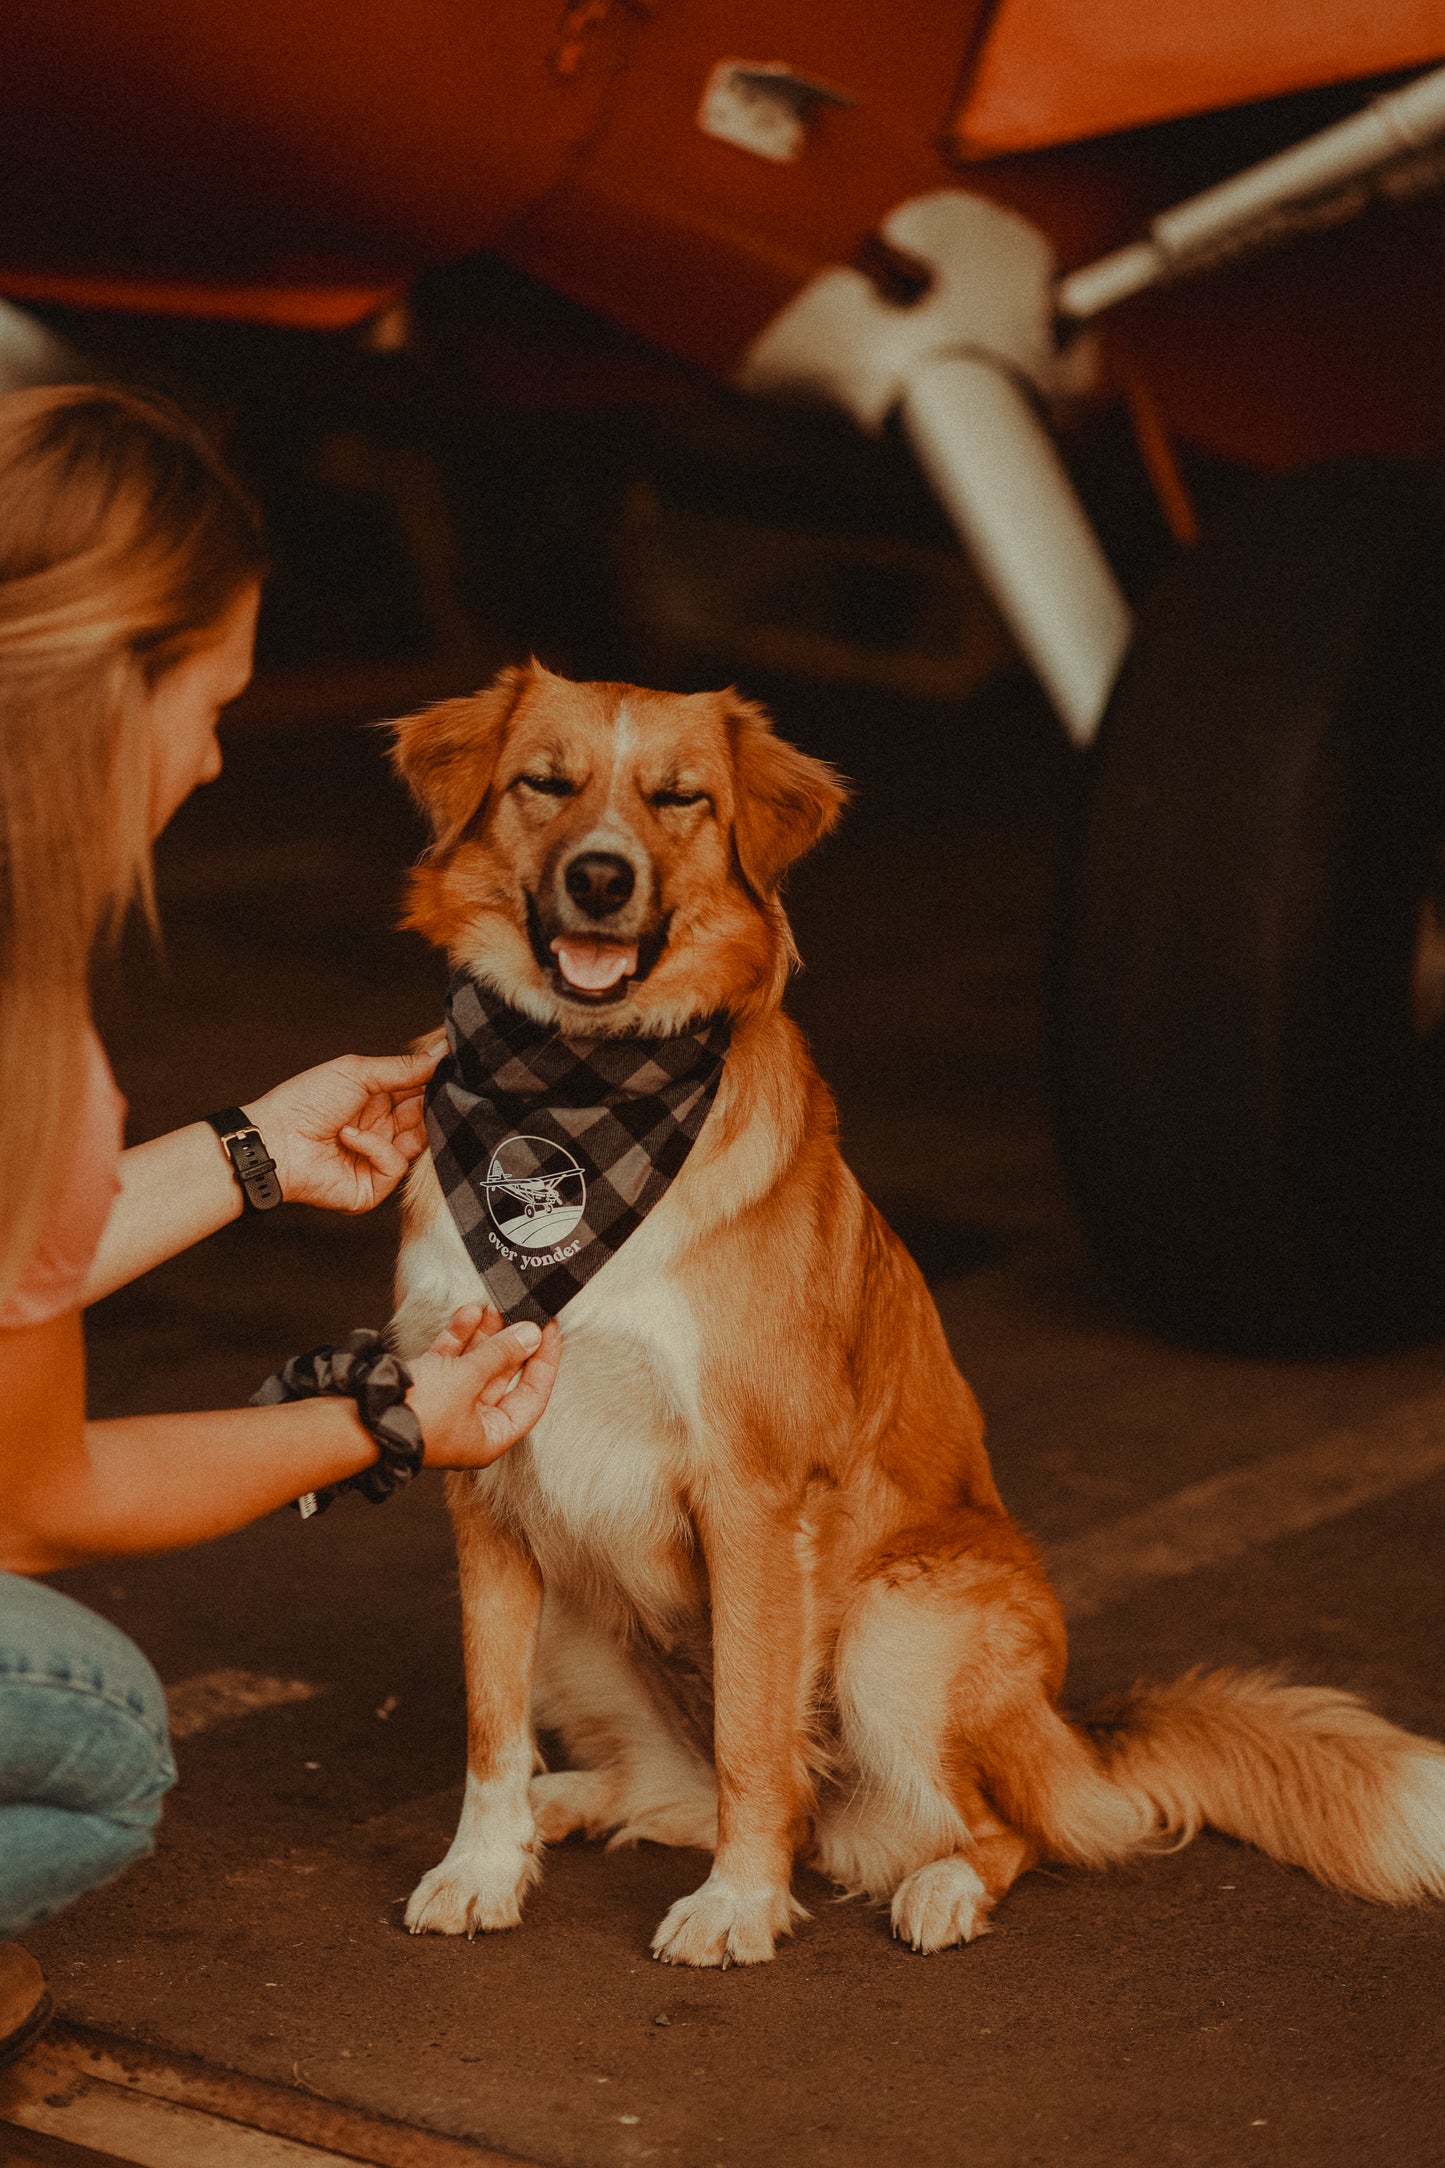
[0,1029,125,1327]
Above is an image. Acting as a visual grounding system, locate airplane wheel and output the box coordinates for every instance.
[1050,460,1445,1354]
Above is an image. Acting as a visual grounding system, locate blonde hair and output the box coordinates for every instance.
[0,383,265,1306]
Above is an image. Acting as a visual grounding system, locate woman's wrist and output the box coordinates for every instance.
[178,1118,253,1227]
[267,1391,378,1488]
[235,1091,297,1195]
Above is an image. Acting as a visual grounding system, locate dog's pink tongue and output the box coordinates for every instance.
[552,939,638,992]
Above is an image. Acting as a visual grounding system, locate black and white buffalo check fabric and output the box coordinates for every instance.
[425,968,731,1324]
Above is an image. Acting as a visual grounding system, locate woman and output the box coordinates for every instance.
[0,383,561,2064]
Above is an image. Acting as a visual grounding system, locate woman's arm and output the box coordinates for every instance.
[82,1119,244,1303]
[0,1304,560,1575]
[83,1045,442,1304]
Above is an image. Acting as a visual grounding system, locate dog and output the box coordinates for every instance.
[388,661,1445,1967]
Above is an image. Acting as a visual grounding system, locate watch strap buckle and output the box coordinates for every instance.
[205,1106,283,1212]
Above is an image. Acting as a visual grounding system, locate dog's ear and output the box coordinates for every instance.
[728,696,849,897]
[389,667,531,851]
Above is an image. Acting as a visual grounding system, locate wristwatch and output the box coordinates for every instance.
[204,1107,284,1212]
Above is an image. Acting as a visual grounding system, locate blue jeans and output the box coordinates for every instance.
[0,1573,175,1939]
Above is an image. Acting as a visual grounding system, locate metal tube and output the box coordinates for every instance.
[1058,62,1445,323]
[901,352,1133,744]
[1056,240,1163,322]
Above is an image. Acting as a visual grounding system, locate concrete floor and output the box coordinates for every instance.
[22,668,1445,2167]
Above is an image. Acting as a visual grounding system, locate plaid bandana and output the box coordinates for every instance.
[425,969,731,1324]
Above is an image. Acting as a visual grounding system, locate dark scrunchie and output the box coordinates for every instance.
[251,1328,423,1515]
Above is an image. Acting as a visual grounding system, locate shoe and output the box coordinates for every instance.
[0,1944,52,2071]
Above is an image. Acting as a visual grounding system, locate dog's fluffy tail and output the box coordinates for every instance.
[986,1668,1445,1902]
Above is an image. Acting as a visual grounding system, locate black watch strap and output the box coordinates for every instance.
[205,1106,283,1212]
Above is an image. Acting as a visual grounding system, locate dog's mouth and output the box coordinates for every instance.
[525,893,671,1007]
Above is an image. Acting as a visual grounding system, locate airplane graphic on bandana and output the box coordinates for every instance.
[483,1136,587,1248]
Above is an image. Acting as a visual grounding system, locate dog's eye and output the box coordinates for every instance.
[517,773,578,798]
[651,789,709,810]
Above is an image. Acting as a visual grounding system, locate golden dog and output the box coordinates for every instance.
[389,662,1445,1967]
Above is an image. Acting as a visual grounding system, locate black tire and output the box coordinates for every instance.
[1051,460,1445,1355]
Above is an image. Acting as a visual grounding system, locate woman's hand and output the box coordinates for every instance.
[405,1303,562,1469]
[246,1040,445,1213]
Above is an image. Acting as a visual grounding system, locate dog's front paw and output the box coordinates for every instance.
[405,1840,540,1938]
[890,1856,993,1953]
[651,1874,804,1968]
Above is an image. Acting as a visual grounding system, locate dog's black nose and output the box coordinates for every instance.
[564,851,636,920]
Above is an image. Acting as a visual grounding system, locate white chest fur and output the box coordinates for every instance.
[393,1158,706,1633]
